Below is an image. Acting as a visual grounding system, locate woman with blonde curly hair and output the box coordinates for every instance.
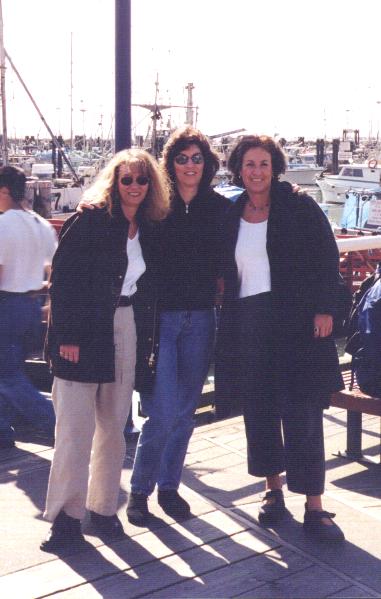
[40,149,170,552]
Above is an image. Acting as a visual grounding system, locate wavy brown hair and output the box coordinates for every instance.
[162,126,220,191]
[81,148,171,221]
[228,135,287,186]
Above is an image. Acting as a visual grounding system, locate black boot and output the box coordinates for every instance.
[89,511,125,539]
[258,489,286,526]
[126,492,150,525]
[40,510,86,553]
[158,489,191,520]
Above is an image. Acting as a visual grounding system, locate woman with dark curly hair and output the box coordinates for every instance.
[126,126,231,524]
[217,134,345,542]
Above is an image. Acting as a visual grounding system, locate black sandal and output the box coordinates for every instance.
[303,505,345,542]
[258,489,286,526]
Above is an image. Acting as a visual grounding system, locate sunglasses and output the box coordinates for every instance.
[120,175,150,186]
[174,153,204,165]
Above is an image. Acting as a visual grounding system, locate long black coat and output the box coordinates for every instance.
[46,205,160,391]
[217,181,344,408]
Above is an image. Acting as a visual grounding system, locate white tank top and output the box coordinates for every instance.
[120,230,146,297]
[235,218,271,298]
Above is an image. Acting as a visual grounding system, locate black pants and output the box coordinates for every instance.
[236,293,325,496]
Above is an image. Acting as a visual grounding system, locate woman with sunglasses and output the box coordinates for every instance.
[40,149,170,552]
[126,126,231,524]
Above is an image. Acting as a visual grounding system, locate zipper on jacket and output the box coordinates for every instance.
[148,300,158,367]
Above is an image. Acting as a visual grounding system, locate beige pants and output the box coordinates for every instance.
[43,306,136,522]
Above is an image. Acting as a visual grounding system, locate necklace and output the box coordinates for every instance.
[247,201,270,212]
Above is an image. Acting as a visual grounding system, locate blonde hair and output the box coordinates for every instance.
[82,148,171,221]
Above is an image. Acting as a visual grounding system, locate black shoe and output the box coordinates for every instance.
[89,511,125,539]
[40,510,86,553]
[0,439,15,449]
[158,489,191,520]
[303,505,345,542]
[126,492,150,525]
[258,489,286,526]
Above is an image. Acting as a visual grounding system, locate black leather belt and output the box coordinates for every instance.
[0,289,41,299]
[118,295,134,307]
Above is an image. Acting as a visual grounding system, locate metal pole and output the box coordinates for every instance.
[0,0,8,165]
[115,0,131,151]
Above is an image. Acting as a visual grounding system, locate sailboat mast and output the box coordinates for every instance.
[0,0,8,165]
[5,50,81,184]
[70,32,73,150]
[152,73,159,158]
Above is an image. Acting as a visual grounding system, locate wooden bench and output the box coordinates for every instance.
[331,369,381,464]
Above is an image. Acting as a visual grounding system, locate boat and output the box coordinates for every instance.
[316,159,381,204]
[280,155,325,185]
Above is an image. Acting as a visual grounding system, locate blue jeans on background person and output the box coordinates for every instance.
[0,294,55,446]
[130,309,215,496]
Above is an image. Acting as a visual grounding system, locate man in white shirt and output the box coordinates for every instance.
[0,166,57,448]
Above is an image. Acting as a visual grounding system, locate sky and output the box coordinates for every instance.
[2,0,381,144]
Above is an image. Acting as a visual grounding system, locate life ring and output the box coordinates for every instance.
[368,159,378,169]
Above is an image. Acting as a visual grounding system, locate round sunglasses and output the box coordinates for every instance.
[120,175,150,186]
[174,153,204,165]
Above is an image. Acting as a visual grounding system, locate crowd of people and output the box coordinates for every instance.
[0,126,346,552]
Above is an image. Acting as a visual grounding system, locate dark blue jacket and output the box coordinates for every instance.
[217,181,344,406]
[46,205,160,390]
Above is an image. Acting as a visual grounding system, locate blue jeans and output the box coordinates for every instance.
[130,309,215,495]
[0,294,55,444]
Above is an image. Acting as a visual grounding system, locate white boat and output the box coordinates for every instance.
[23,162,84,216]
[280,156,325,185]
[316,159,381,204]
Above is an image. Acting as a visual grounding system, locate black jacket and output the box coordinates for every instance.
[46,205,160,391]
[159,188,231,310]
[217,181,344,405]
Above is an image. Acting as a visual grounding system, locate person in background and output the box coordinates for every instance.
[218,134,345,542]
[40,149,170,552]
[0,165,56,449]
[126,126,231,524]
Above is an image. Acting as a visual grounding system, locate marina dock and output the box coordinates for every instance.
[0,402,380,598]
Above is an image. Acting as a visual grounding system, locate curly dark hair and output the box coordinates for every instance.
[162,125,220,191]
[228,135,287,186]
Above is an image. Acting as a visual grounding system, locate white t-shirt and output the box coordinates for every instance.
[235,218,271,298]
[120,230,146,297]
[0,209,57,292]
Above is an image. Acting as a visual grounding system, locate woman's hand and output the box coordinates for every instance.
[313,314,333,338]
[76,200,94,213]
[59,344,80,363]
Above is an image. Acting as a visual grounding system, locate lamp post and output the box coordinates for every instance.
[115,0,131,151]
[345,108,351,129]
